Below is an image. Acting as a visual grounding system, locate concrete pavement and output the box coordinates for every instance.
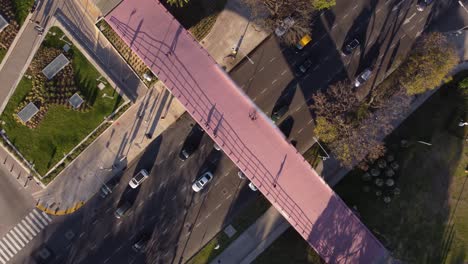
[200,0,269,72]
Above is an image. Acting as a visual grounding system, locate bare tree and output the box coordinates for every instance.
[243,0,315,45]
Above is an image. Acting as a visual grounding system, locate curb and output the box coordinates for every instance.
[36,200,85,216]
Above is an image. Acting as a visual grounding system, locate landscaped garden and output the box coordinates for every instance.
[0,0,30,64]
[0,26,123,181]
[96,20,156,87]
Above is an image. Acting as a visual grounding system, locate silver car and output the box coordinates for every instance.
[354,68,373,87]
[192,172,214,192]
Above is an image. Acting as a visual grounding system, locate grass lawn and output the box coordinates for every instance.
[187,195,271,264]
[254,227,324,264]
[0,26,122,177]
[334,74,468,263]
[0,47,6,64]
[12,0,34,26]
[163,0,228,40]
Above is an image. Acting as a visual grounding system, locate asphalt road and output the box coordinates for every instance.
[229,0,450,175]
[12,113,258,264]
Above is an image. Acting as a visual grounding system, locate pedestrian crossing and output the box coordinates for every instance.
[0,209,52,264]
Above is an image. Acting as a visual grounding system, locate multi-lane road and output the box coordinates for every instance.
[0,0,455,263]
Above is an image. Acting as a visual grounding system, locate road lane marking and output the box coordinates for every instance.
[79,232,85,238]
[33,210,49,225]
[104,257,111,263]
[308,119,313,125]
[270,57,276,62]
[11,228,27,245]
[6,233,22,250]
[281,69,288,76]
[0,241,13,258]
[259,66,265,72]
[29,213,45,229]
[353,4,358,9]
[298,128,304,134]
[400,34,407,40]
[0,248,8,263]
[3,236,18,253]
[41,211,53,222]
[25,216,41,233]
[21,220,36,236]
[376,7,381,13]
[343,13,349,19]
[313,65,320,71]
[271,79,277,85]
[215,204,222,210]
[332,24,337,29]
[261,88,268,94]
[17,224,33,240]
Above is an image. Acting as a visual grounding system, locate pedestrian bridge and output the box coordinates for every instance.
[105,0,391,262]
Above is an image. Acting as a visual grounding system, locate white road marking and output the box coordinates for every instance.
[259,66,265,72]
[313,65,320,71]
[17,223,33,240]
[332,24,337,29]
[400,34,407,40]
[308,119,313,125]
[353,4,358,9]
[0,241,13,258]
[0,248,8,263]
[215,204,222,210]
[270,57,276,62]
[261,88,268,94]
[343,13,349,19]
[281,69,288,76]
[298,128,304,134]
[41,211,53,222]
[29,213,45,229]
[323,55,330,62]
[271,79,277,85]
[3,236,18,253]
[304,73,311,79]
[12,228,28,245]
[9,231,24,248]
[376,7,381,13]
[33,210,49,225]
[21,220,36,236]
[25,216,40,233]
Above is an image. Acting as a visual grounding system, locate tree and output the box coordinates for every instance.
[399,32,459,95]
[165,0,190,7]
[312,0,336,10]
[311,82,410,168]
[243,0,315,45]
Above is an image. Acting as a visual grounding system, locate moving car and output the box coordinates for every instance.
[129,169,149,189]
[296,58,313,76]
[213,143,221,151]
[100,178,119,198]
[275,17,295,37]
[248,182,258,191]
[179,125,204,161]
[132,233,151,252]
[271,105,289,123]
[416,0,434,11]
[354,68,373,87]
[114,201,131,219]
[296,34,312,51]
[192,172,214,192]
[342,38,360,55]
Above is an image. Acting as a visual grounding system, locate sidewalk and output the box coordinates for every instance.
[200,0,269,72]
[209,206,289,264]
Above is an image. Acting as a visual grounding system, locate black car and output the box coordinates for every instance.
[99,177,120,198]
[416,0,434,11]
[295,58,313,76]
[342,38,360,55]
[271,105,289,123]
[132,233,151,252]
[179,125,204,161]
[31,0,40,13]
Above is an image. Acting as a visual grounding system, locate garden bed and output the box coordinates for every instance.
[0,26,123,181]
[96,19,156,87]
[0,0,23,64]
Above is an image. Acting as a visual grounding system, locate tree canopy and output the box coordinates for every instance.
[399,32,459,95]
[165,0,190,7]
[312,0,336,10]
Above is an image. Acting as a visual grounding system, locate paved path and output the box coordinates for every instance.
[200,0,269,71]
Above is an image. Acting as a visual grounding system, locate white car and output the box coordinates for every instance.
[129,169,149,189]
[274,17,295,37]
[354,68,373,87]
[192,172,214,192]
[248,182,258,191]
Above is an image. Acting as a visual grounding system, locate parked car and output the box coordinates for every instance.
[213,143,221,151]
[354,68,373,87]
[31,0,40,13]
[248,182,258,191]
[275,17,295,37]
[342,38,360,55]
[179,125,204,161]
[100,178,119,198]
[192,172,214,192]
[296,58,313,76]
[238,170,246,179]
[129,169,149,189]
[271,105,289,123]
[114,201,132,219]
[132,233,151,252]
[416,0,434,11]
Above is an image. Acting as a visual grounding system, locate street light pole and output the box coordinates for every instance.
[459,1,468,15]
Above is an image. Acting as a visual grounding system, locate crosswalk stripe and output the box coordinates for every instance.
[0,253,7,264]
[8,230,25,248]
[21,220,37,236]
[12,228,28,245]
[28,213,45,229]
[2,237,18,254]
[0,244,9,263]
[0,241,13,258]
[41,211,52,222]
[25,216,40,233]
[17,223,33,240]
[32,210,49,226]
[5,234,21,251]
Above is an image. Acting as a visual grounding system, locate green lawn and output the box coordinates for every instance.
[0,47,6,64]
[12,0,34,26]
[254,227,324,264]
[0,26,122,177]
[334,73,468,263]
